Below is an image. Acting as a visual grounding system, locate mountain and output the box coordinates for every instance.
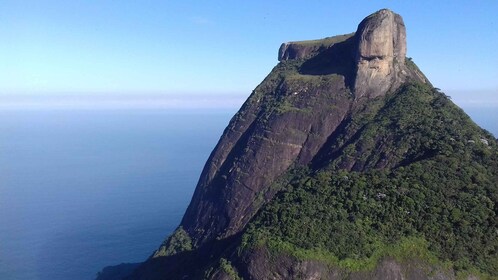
[100,9,498,280]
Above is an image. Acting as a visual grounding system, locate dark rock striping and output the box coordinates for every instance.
[178,71,352,247]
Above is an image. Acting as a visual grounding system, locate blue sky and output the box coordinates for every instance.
[1,1,497,104]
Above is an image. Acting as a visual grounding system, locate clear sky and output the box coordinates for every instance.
[1,1,497,103]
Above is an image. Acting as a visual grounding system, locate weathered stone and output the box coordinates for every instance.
[179,69,352,246]
[278,42,317,61]
[278,33,354,61]
[353,9,408,98]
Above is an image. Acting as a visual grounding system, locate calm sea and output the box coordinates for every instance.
[463,107,498,138]
[0,106,495,280]
[0,109,235,280]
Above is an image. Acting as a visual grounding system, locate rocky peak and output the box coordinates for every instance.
[278,42,310,61]
[277,9,422,99]
[353,9,408,98]
[154,8,427,256]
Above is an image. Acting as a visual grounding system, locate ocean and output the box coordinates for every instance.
[0,109,235,280]
[0,106,495,280]
[463,107,498,138]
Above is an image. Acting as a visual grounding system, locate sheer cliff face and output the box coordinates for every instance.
[353,9,408,99]
[180,59,353,246]
[166,9,426,249]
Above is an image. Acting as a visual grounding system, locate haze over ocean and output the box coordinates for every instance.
[0,108,235,280]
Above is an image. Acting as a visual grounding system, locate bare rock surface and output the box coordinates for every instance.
[353,9,408,99]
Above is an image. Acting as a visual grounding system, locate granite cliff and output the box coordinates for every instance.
[171,8,426,250]
[98,9,498,280]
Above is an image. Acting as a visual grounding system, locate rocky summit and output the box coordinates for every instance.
[353,9,408,98]
[99,9,498,280]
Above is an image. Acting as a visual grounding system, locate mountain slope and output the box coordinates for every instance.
[121,9,497,280]
[240,82,498,278]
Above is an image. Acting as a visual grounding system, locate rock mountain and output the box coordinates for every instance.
[176,8,426,249]
[98,9,498,280]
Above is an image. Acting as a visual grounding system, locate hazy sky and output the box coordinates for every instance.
[1,1,497,100]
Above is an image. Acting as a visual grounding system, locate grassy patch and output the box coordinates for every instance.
[286,33,354,48]
[153,226,192,257]
[249,234,440,272]
[219,258,243,280]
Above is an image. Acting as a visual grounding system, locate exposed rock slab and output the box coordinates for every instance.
[353,9,409,99]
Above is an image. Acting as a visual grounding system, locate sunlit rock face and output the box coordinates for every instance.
[353,9,408,99]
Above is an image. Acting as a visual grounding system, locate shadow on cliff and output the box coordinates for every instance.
[180,116,260,244]
[124,234,243,280]
[299,36,356,87]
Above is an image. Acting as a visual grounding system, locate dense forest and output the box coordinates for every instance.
[242,83,498,277]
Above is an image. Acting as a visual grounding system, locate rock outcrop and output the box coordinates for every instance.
[278,34,354,61]
[279,9,418,100]
[353,9,409,98]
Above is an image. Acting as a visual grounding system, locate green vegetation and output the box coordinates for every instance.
[286,33,354,48]
[327,82,496,172]
[219,258,243,280]
[247,234,442,272]
[240,82,498,277]
[153,226,192,257]
[245,32,354,119]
